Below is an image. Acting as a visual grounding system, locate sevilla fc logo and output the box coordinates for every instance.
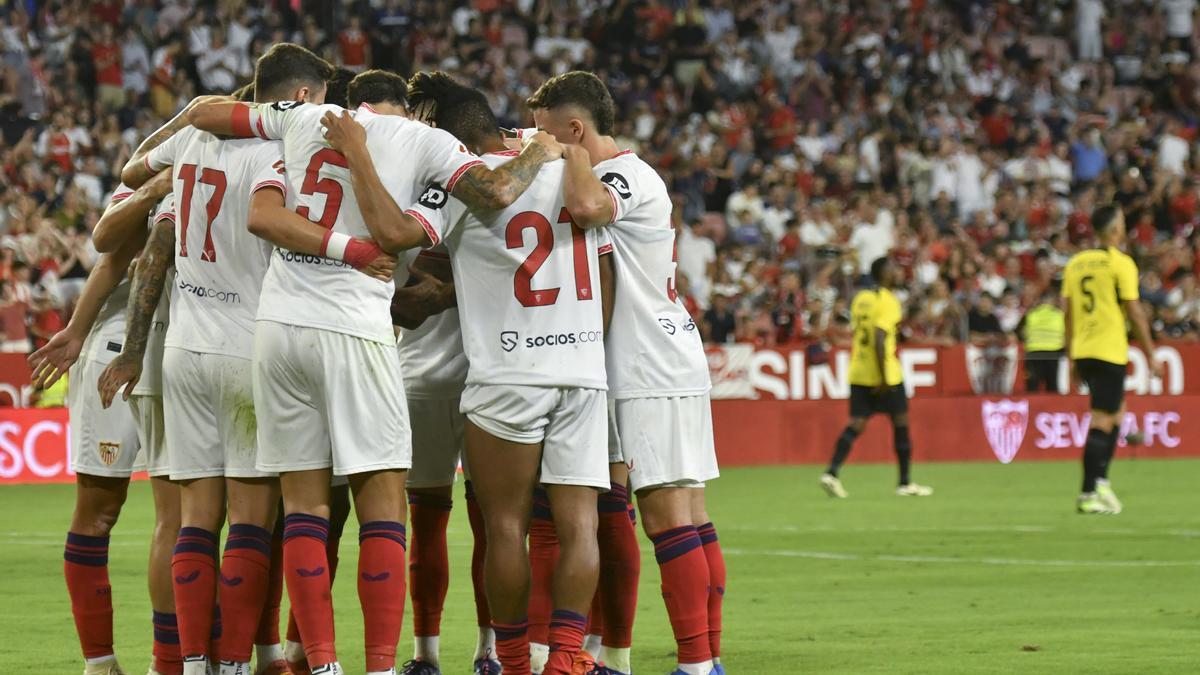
[98,441,121,466]
[981,399,1028,464]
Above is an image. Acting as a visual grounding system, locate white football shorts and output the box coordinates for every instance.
[606,395,623,464]
[613,394,720,492]
[460,384,608,489]
[68,355,141,478]
[254,321,411,476]
[129,394,170,477]
[406,396,465,489]
[163,347,269,480]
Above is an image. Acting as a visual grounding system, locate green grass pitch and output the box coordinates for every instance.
[2,460,1198,674]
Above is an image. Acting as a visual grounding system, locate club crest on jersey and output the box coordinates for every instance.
[500,331,519,352]
[98,441,121,466]
[981,399,1028,464]
[271,100,303,111]
[601,172,632,199]
[418,185,448,209]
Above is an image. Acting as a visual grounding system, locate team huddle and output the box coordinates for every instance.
[32,44,725,675]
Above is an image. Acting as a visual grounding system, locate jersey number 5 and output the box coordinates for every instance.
[296,149,348,228]
[506,208,593,307]
[1080,274,1095,313]
[177,164,227,262]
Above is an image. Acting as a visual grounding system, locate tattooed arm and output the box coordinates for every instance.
[451,131,562,210]
[121,95,231,188]
[93,169,172,252]
[97,218,175,408]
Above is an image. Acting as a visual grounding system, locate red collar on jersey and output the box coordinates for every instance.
[358,102,379,114]
[485,149,520,157]
[612,149,633,158]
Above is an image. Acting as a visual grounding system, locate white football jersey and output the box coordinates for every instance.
[132,195,175,396]
[398,249,468,400]
[145,126,281,359]
[594,151,709,398]
[243,101,484,344]
[407,152,607,390]
[84,186,135,365]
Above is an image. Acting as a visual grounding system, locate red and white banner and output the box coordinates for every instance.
[707,342,1198,400]
[0,408,74,483]
[711,394,1199,466]
[0,354,34,408]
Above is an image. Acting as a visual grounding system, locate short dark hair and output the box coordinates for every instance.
[323,67,356,108]
[406,71,499,146]
[232,83,255,102]
[1092,204,1121,234]
[870,256,891,283]
[348,69,408,109]
[254,43,333,103]
[526,71,615,135]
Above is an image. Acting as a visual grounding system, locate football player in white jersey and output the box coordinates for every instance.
[185,66,562,675]
[379,71,610,675]
[528,72,728,675]
[30,174,182,675]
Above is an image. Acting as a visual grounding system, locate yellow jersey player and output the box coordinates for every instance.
[820,257,933,498]
[1062,205,1160,514]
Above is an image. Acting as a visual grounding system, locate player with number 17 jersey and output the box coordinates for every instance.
[405,151,611,488]
[142,125,282,479]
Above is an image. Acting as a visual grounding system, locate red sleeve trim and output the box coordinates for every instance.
[255,117,267,140]
[605,186,619,225]
[143,154,154,173]
[109,191,133,204]
[231,103,253,138]
[445,159,485,192]
[485,149,521,157]
[404,208,440,247]
[418,249,450,259]
[597,243,613,255]
[154,212,176,224]
[252,179,286,195]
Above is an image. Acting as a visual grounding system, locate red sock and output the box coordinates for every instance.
[358,521,407,672]
[528,489,559,645]
[465,481,492,628]
[587,590,604,637]
[172,527,219,659]
[283,530,342,647]
[64,532,113,658]
[283,514,336,667]
[493,619,531,675]
[650,525,711,664]
[597,483,639,648]
[216,524,272,662]
[543,610,587,674]
[152,611,183,674]
[698,522,725,659]
[408,493,452,638]
[255,527,284,646]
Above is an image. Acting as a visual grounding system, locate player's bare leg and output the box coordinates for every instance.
[215,478,280,674]
[637,486,714,675]
[464,421,541,675]
[173,477,225,674]
[65,474,130,675]
[148,476,182,675]
[405,483,453,670]
[280,469,337,672]
[349,469,410,675]
[691,487,726,674]
[539,484,600,674]
[592,462,638,673]
[821,417,867,497]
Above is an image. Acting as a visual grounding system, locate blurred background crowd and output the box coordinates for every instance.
[3,0,1200,357]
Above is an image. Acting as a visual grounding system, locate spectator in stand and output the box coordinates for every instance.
[90,23,124,111]
[968,294,1007,343]
[338,15,371,72]
[702,292,739,344]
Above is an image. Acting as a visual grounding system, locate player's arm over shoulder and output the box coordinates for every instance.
[447,129,562,211]
[187,99,310,139]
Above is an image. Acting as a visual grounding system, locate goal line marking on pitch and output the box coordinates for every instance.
[725,547,1200,567]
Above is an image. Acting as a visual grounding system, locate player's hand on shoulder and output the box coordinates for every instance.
[321,110,366,154]
[97,353,142,409]
[525,130,564,160]
[28,328,85,390]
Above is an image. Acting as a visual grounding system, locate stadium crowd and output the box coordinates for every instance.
[3,0,1200,356]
